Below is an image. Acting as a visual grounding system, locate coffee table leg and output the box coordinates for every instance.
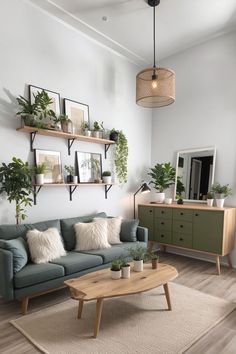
[163,283,172,311]
[94,298,103,338]
[77,300,84,319]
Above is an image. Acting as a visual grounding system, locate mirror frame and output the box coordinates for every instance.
[174,146,216,203]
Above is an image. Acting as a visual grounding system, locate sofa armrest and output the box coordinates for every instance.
[0,248,14,300]
[136,226,148,243]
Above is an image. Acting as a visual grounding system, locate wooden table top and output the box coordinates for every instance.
[64,263,178,301]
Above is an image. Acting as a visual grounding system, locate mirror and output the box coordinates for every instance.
[174,147,216,202]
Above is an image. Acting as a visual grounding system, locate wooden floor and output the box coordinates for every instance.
[0,253,236,354]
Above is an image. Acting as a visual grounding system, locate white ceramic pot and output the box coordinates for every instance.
[92,131,100,138]
[36,174,44,185]
[122,265,130,279]
[216,199,225,208]
[207,199,214,207]
[73,176,78,184]
[111,270,121,280]
[84,130,91,137]
[102,176,112,184]
[156,192,165,203]
[165,198,172,205]
[133,259,143,272]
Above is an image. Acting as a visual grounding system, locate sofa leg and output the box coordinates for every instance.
[21,297,29,315]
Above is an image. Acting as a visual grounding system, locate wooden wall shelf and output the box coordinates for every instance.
[17,126,115,156]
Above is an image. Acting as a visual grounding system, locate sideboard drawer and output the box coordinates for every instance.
[154,218,172,232]
[155,230,172,244]
[154,208,173,219]
[173,220,192,234]
[173,209,193,222]
[172,232,193,248]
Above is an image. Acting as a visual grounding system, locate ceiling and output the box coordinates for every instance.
[30,0,236,66]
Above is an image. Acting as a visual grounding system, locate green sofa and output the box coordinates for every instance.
[0,212,148,313]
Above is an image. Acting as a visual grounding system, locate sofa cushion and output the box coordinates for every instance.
[0,237,28,273]
[120,219,139,242]
[14,263,64,288]
[51,252,103,275]
[79,246,127,264]
[60,212,107,251]
[0,219,61,241]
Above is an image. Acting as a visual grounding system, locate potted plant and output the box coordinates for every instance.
[102,171,112,184]
[129,245,147,272]
[147,250,159,269]
[110,129,128,184]
[34,163,47,185]
[92,121,102,138]
[120,259,131,279]
[81,122,91,137]
[16,96,39,127]
[212,183,232,208]
[0,157,33,224]
[148,162,176,203]
[109,129,119,142]
[206,191,214,207]
[176,176,185,205]
[65,165,75,183]
[57,114,72,133]
[110,259,122,280]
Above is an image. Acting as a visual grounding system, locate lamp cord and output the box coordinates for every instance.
[153,5,156,69]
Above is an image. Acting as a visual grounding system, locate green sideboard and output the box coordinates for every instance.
[138,203,236,275]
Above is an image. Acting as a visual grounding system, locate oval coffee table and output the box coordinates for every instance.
[65,263,178,338]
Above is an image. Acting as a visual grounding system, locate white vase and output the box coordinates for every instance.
[216,199,225,208]
[111,270,121,280]
[207,199,214,207]
[92,131,100,138]
[133,260,143,272]
[102,176,112,184]
[156,192,165,203]
[84,130,91,137]
[36,174,44,185]
[73,176,78,184]
[122,265,130,279]
[165,198,172,205]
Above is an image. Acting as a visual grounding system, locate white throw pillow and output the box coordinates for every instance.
[94,217,123,244]
[26,228,66,264]
[74,219,111,251]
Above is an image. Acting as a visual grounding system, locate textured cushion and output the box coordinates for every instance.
[60,212,107,251]
[14,263,64,288]
[95,217,123,245]
[51,252,103,275]
[74,219,111,251]
[0,237,28,273]
[26,228,66,264]
[80,246,127,264]
[120,219,139,242]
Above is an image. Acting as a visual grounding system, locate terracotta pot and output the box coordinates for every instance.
[152,259,158,269]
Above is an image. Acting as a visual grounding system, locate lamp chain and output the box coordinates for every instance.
[153,5,156,69]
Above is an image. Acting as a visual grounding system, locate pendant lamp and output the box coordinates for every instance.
[136,0,175,108]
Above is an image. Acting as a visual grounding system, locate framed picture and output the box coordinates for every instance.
[35,149,63,183]
[29,85,61,116]
[64,99,89,134]
[76,151,102,183]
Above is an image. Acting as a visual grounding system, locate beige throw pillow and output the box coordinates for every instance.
[94,217,123,244]
[74,219,111,251]
[26,228,66,264]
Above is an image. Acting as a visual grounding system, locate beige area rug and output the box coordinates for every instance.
[11,283,236,354]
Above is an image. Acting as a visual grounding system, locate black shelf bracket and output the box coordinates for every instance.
[33,185,42,205]
[68,138,75,156]
[105,144,111,159]
[69,185,78,201]
[105,184,112,199]
[30,132,37,151]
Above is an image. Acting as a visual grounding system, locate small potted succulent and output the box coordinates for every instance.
[148,162,176,203]
[57,114,72,133]
[147,250,159,269]
[92,121,102,138]
[65,165,76,183]
[110,259,122,280]
[102,171,112,184]
[34,163,47,185]
[81,121,91,137]
[120,258,131,279]
[129,245,147,272]
[206,191,214,207]
[212,183,232,208]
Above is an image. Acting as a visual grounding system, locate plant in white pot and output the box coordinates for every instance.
[120,258,131,279]
[129,245,147,272]
[81,121,91,137]
[148,162,176,203]
[65,165,78,184]
[212,183,232,208]
[206,191,214,207]
[102,171,112,184]
[92,121,102,138]
[110,259,122,280]
[34,163,47,185]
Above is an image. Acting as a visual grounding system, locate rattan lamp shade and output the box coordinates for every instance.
[136,67,175,108]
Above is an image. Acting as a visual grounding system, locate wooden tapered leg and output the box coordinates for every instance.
[21,297,29,315]
[163,283,172,311]
[94,298,103,338]
[77,300,84,319]
[216,256,221,275]
[227,254,233,269]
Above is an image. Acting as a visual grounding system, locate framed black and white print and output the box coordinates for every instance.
[64,99,90,134]
[76,151,102,183]
[34,149,63,183]
[29,85,61,116]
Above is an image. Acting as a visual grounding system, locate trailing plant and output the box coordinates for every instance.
[34,163,47,174]
[111,259,122,271]
[0,157,33,224]
[129,245,147,261]
[148,162,175,192]
[211,183,232,198]
[102,171,111,177]
[112,130,128,184]
[64,165,75,176]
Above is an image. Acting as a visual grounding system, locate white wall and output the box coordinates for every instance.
[151,30,236,266]
[0,0,152,224]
